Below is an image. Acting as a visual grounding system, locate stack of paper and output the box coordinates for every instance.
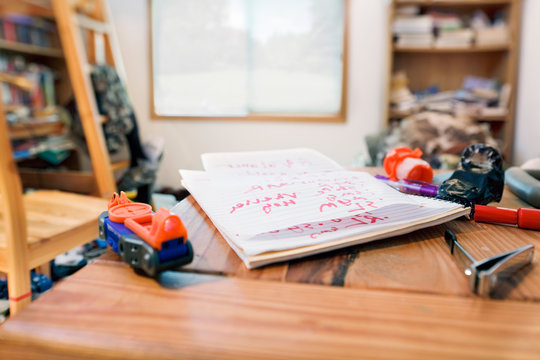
[475,25,509,46]
[435,28,474,48]
[393,15,434,48]
[179,149,469,268]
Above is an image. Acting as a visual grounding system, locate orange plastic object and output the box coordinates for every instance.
[124,208,187,250]
[383,146,433,183]
[108,202,153,223]
[108,191,131,210]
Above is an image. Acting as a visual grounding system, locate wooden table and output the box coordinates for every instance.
[1,170,540,359]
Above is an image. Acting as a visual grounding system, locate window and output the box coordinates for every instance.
[151,0,347,121]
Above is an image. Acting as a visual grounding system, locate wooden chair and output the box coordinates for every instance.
[0,95,109,315]
[0,0,119,315]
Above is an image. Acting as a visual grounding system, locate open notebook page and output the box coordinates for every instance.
[179,169,464,256]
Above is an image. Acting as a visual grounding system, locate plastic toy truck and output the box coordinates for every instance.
[99,192,193,276]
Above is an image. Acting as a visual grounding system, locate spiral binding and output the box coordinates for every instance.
[436,195,475,217]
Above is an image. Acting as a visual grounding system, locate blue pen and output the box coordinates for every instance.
[374,174,439,197]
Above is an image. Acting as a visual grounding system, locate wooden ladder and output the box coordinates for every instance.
[52,0,130,198]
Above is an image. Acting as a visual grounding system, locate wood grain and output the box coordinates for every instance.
[0,94,31,313]
[1,260,539,360]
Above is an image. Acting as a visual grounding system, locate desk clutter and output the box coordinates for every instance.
[179,148,469,269]
[175,147,537,297]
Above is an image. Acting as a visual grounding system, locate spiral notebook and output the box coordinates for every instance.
[179,149,470,269]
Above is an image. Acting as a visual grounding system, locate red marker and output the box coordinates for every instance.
[474,205,540,230]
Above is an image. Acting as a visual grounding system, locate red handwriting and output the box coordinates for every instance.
[257,213,389,240]
[310,226,339,239]
[344,213,387,227]
[230,193,297,214]
[262,199,296,214]
[244,179,317,193]
[319,197,377,213]
[313,176,380,214]
[220,157,314,170]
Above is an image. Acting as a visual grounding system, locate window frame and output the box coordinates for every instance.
[148,0,349,123]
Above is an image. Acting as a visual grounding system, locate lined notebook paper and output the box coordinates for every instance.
[179,149,469,268]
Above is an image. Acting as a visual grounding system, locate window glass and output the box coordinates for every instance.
[152,0,345,117]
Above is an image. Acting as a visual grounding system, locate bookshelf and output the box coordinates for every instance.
[0,2,74,168]
[0,0,116,195]
[387,0,522,161]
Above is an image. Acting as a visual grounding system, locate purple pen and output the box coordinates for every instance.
[374,174,438,197]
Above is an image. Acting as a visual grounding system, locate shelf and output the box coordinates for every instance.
[0,72,35,91]
[0,39,63,58]
[0,0,54,19]
[111,160,130,172]
[389,109,416,118]
[13,137,74,161]
[474,113,507,122]
[389,109,507,122]
[3,104,59,116]
[393,44,510,53]
[9,120,65,140]
[395,0,512,6]
[3,104,28,112]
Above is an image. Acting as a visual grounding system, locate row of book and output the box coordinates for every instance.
[0,14,59,49]
[1,54,56,115]
[0,16,69,164]
[393,7,509,48]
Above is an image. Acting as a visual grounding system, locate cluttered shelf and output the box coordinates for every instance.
[0,8,77,170]
[387,0,520,162]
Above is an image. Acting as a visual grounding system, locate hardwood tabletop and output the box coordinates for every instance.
[1,168,540,359]
[1,259,540,360]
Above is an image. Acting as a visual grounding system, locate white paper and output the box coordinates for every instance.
[179,149,464,259]
[201,148,343,176]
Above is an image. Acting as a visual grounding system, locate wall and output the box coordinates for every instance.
[108,0,539,188]
[108,0,389,188]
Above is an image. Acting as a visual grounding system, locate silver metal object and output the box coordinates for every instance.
[444,229,535,297]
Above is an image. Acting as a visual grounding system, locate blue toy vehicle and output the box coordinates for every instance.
[99,192,193,276]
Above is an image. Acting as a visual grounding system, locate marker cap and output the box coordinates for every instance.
[383,146,433,183]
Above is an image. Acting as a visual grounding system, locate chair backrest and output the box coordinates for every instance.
[52,0,119,198]
[0,93,30,282]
